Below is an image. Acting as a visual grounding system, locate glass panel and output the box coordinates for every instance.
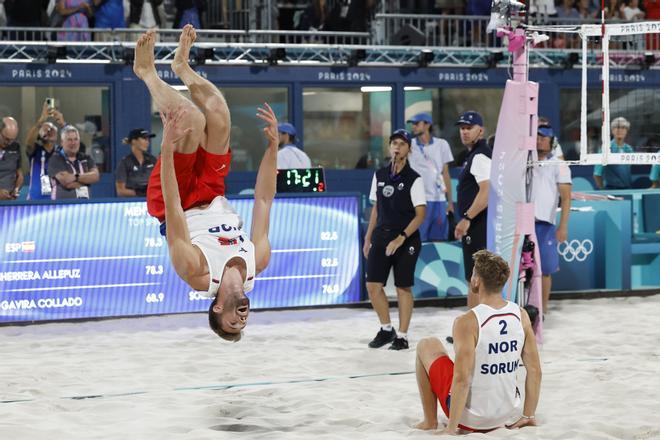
[405,87,504,165]
[0,86,111,172]
[150,87,288,171]
[302,87,392,169]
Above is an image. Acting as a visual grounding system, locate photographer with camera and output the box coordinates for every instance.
[25,99,67,200]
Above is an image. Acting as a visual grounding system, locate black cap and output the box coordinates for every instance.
[127,128,156,141]
[389,129,412,146]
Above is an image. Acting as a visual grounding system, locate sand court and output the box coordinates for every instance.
[1,295,659,440]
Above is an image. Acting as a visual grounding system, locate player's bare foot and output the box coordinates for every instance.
[413,420,438,430]
[133,31,156,80]
[172,24,196,76]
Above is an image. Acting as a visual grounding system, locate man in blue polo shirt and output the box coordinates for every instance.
[407,112,454,241]
[533,125,572,315]
[277,122,311,169]
[593,117,634,190]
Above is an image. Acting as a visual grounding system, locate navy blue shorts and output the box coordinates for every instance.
[419,201,448,242]
[535,221,560,275]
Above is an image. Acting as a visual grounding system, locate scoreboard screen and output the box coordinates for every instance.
[0,196,362,323]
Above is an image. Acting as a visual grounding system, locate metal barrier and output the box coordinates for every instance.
[372,14,606,49]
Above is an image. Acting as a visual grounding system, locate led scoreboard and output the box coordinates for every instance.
[0,196,361,323]
[276,168,326,193]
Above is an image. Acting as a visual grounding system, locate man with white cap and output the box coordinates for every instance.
[407,112,454,241]
[277,122,311,169]
[593,117,634,190]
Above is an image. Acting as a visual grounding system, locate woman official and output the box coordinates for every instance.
[363,129,426,350]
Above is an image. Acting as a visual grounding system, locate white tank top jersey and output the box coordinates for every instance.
[184,196,256,298]
[461,301,524,430]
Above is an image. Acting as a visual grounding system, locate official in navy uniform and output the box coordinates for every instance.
[363,129,427,351]
[116,128,157,197]
[455,111,492,310]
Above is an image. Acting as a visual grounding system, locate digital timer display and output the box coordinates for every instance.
[276,168,326,193]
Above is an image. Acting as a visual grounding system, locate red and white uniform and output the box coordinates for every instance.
[185,196,256,298]
[462,301,524,429]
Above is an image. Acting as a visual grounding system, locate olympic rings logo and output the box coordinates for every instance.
[557,239,594,262]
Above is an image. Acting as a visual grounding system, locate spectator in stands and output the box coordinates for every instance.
[529,0,558,18]
[4,0,48,40]
[593,117,633,190]
[92,0,125,41]
[277,122,311,169]
[0,116,23,200]
[25,101,66,200]
[56,0,93,41]
[296,0,328,31]
[605,0,622,19]
[556,0,580,18]
[48,125,99,199]
[650,165,659,188]
[577,0,598,18]
[622,0,646,20]
[325,0,374,33]
[128,0,165,31]
[115,128,157,197]
[174,0,206,29]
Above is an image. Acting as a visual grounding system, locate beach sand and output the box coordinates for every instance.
[1,295,659,440]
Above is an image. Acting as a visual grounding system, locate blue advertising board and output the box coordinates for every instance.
[0,195,362,323]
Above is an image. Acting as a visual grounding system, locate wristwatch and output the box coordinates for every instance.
[400,231,408,239]
[462,211,473,221]
[74,173,80,182]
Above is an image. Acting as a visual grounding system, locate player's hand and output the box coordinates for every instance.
[160,107,192,154]
[556,226,567,243]
[256,102,278,148]
[454,218,470,240]
[507,416,538,430]
[385,235,404,256]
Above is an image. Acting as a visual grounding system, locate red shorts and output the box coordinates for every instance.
[428,355,494,433]
[146,148,231,222]
[429,355,454,418]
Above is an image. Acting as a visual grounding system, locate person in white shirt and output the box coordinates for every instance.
[407,112,454,241]
[533,125,572,315]
[414,250,542,435]
[277,122,312,169]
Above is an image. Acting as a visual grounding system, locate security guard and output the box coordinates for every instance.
[116,128,157,197]
[363,129,426,351]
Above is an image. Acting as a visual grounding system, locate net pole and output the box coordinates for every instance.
[601,1,610,165]
[580,26,588,160]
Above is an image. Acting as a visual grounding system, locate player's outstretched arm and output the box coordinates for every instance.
[160,108,201,281]
[251,103,278,274]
